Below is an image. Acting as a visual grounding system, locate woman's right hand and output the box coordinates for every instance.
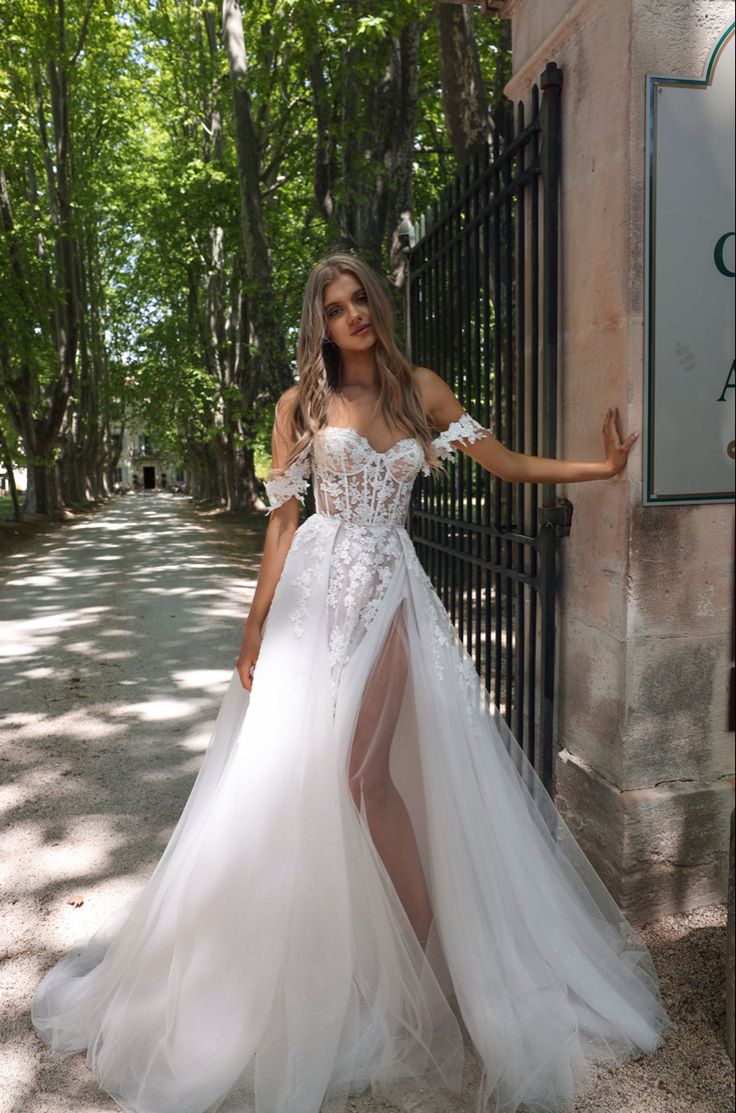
[236,624,262,691]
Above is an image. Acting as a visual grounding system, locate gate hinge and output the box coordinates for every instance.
[539,496,574,537]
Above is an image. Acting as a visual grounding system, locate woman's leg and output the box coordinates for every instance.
[347,602,433,946]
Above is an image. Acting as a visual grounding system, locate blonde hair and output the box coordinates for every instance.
[273,252,445,477]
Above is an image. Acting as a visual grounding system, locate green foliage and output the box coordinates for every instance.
[0,0,511,499]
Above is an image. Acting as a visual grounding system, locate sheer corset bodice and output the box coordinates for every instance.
[264,411,493,526]
[312,428,426,527]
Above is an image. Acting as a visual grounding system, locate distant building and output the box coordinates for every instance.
[112,424,189,491]
[0,466,26,494]
[0,425,189,496]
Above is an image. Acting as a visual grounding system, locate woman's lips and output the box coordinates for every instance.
[351,324,370,336]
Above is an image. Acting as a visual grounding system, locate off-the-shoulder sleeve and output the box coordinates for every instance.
[432,411,494,461]
[263,442,312,514]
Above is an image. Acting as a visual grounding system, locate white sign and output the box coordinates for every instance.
[644,25,735,504]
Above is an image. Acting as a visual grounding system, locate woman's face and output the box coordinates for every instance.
[323,272,376,352]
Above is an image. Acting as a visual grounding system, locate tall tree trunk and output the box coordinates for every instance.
[304,4,425,269]
[436,1,489,162]
[222,0,291,407]
[0,0,84,518]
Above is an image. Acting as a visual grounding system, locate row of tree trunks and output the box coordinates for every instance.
[0,1,88,517]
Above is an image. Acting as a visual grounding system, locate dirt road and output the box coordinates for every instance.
[0,493,266,1112]
[0,493,731,1113]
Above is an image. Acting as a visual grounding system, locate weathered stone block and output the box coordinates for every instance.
[557,626,625,787]
[628,503,734,640]
[623,634,727,787]
[556,748,734,925]
[555,748,625,899]
[558,481,629,638]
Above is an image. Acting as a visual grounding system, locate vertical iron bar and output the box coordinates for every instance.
[504,120,514,723]
[482,141,493,696]
[472,148,483,675]
[492,125,503,714]
[528,82,541,776]
[515,99,526,752]
[539,61,563,794]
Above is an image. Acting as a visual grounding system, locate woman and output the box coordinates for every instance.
[32,252,669,1113]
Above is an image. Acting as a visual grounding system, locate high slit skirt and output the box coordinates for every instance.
[31,512,670,1113]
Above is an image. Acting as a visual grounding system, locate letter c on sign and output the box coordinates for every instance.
[714,232,735,278]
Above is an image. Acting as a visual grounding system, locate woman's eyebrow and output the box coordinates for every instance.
[324,288,363,311]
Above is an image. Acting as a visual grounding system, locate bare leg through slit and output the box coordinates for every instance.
[347,600,434,947]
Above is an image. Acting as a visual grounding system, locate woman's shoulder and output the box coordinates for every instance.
[276,383,301,412]
[411,365,458,424]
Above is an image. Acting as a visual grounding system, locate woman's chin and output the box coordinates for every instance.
[339,333,377,353]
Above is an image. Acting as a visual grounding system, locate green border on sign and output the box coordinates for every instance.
[644,23,735,505]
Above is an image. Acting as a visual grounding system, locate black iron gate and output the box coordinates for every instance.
[406,63,567,793]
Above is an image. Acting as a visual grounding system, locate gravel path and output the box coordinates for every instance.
[0,494,732,1113]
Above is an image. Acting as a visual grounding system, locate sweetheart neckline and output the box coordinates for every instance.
[320,426,419,457]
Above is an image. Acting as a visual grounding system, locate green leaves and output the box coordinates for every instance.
[0,0,511,511]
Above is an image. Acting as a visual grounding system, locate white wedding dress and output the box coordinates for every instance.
[32,412,670,1113]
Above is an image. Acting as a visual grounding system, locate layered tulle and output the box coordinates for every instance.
[32,507,670,1113]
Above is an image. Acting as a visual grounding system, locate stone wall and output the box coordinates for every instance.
[496,0,735,923]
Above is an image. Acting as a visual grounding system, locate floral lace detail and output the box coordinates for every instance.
[281,516,333,638]
[432,412,493,461]
[265,413,494,522]
[264,443,312,514]
[325,523,403,702]
[312,428,424,527]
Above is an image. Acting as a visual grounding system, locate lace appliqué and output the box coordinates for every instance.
[264,443,312,514]
[326,524,403,705]
[282,516,333,639]
[432,412,493,461]
[312,429,423,528]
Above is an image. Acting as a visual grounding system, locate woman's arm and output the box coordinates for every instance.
[416,366,638,483]
[236,388,303,692]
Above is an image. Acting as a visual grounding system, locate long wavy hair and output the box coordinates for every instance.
[273,252,445,477]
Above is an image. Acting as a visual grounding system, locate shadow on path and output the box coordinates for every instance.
[0,493,265,1112]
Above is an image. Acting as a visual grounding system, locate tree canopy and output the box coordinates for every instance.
[0,0,510,516]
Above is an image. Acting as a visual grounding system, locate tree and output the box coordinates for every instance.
[0,0,141,514]
[296,2,426,268]
[1,0,512,516]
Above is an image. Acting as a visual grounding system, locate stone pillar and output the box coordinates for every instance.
[496,0,735,924]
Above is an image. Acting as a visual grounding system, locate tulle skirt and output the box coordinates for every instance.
[31,512,670,1113]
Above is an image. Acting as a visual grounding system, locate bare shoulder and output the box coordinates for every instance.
[274,383,301,425]
[412,365,464,428]
[276,383,300,410]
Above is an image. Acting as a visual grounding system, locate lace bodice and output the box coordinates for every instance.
[264,411,492,526]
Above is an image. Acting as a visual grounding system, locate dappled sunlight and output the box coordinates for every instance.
[5,820,113,885]
[1,493,267,920]
[171,668,233,692]
[0,606,113,659]
[110,697,209,722]
[1,493,271,1113]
